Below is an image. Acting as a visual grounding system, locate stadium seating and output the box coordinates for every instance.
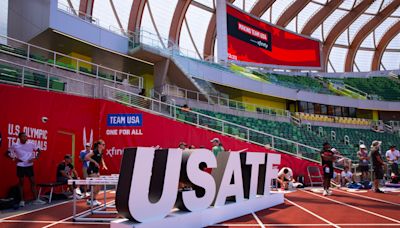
[0,43,126,83]
[176,107,400,161]
[0,64,65,91]
[342,77,400,101]
[296,112,371,126]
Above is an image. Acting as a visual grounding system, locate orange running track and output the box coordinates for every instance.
[1,189,399,228]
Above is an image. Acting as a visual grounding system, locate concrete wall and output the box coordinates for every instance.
[50,0,129,54]
[8,0,129,54]
[8,0,51,42]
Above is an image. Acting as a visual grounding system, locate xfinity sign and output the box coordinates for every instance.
[113,147,284,228]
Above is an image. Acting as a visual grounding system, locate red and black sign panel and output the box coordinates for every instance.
[227,4,321,68]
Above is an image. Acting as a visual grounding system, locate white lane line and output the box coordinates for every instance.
[264,224,400,227]
[334,189,400,207]
[5,220,399,227]
[212,225,262,227]
[301,189,400,224]
[1,219,110,225]
[41,200,116,228]
[0,189,114,221]
[252,212,266,228]
[0,200,71,221]
[284,198,339,228]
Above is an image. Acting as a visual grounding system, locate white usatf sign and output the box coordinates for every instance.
[112,147,284,228]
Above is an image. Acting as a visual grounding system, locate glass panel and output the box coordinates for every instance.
[348,14,372,42]
[360,33,374,48]
[193,0,214,9]
[354,50,374,72]
[92,0,119,30]
[296,2,322,33]
[381,51,400,70]
[112,0,134,32]
[329,47,348,72]
[147,0,178,39]
[311,25,323,42]
[386,33,400,49]
[336,30,349,45]
[185,5,213,58]
[245,0,258,12]
[365,0,383,14]
[261,8,272,23]
[323,9,347,40]
[374,17,398,43]
[339,0,356,10]
[179,20,199,59]
[271,0,295,24]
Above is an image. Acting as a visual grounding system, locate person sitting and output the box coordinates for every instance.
[277,167,293,190]
[56,155,80,197]
[182,104,191,112]
[340,166,354,187]
[386,145,399,177]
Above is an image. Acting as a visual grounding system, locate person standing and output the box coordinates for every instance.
[320,142,335,196]
[85,139,108,206]
[79,143,92,197]
[371,141,385,193]
[8,132,46,207]
[210,138,224,157]
[357,144,370,181]
[385,145,399,177]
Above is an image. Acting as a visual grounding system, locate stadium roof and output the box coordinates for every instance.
[59,0,400,72]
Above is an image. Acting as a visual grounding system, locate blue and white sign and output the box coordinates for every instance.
[107,114,143,127]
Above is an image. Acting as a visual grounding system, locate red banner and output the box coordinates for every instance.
[0,84,321,198]
[226,4,321,68]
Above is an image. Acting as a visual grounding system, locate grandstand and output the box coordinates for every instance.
[0,0,400,227]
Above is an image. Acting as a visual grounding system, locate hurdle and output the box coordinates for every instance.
[68,174,119,222]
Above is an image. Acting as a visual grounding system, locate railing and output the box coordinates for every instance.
[343,84,369,98]
[0,58,96,98]
[161,84,291,118]
[103,85,322,163]
[57,2,99,25]
[0,35,143,89]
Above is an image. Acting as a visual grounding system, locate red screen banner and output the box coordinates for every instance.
[226,4,321,68]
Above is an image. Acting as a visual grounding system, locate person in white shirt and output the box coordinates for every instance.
[340,166,354,187]
[277,167,293,190]
[8,132,46,207]
[385,145,399,176]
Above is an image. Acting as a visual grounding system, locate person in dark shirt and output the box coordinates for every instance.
[320,142,335,196]
[56,154,79,183]
[56,155,79,195]
[371,140,385,193]
[85,139,108,206]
